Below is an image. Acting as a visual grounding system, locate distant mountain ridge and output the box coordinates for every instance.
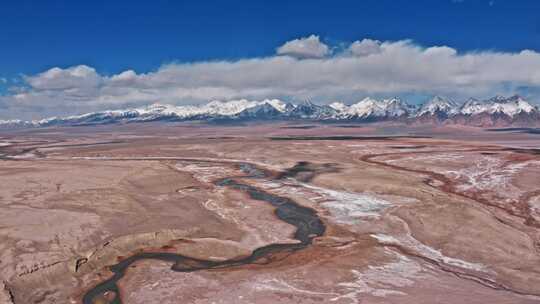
[1,95,539,128]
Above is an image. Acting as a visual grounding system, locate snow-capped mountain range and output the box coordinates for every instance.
[1,95,539,128]
[417,95,460,117]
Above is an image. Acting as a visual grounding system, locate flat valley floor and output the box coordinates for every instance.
[1,123,540,304]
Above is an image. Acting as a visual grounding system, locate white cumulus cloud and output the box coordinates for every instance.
[276,35,330,59]
[2,36,540,119]
[348,39,382,57]
[26,65,101,90]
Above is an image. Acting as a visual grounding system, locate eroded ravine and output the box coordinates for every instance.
[359,148,540,296]
[359,148,540,228]
[82,162,326,304]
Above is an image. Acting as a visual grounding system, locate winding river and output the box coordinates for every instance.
[82,162,326,304]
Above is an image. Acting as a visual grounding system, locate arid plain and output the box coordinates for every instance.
[1,123,540,304]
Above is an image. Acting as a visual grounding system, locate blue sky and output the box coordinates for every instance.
[2,0,539,77]
[1,0,540,119]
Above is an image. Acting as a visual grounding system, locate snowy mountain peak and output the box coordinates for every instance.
[204,99,260,116]
[344,97,413,119]
[488,95,508,103]
[263,99,289,112]
[381,97,414,117]
[460,95,536,116]
[329,102,348,112]
[1,95,538,128]
[287,99,339,119]
[487,95,527,104]
[383,97,402,105]
[417,96,459,116]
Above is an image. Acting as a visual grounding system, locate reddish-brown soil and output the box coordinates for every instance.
[0,123,539,304]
